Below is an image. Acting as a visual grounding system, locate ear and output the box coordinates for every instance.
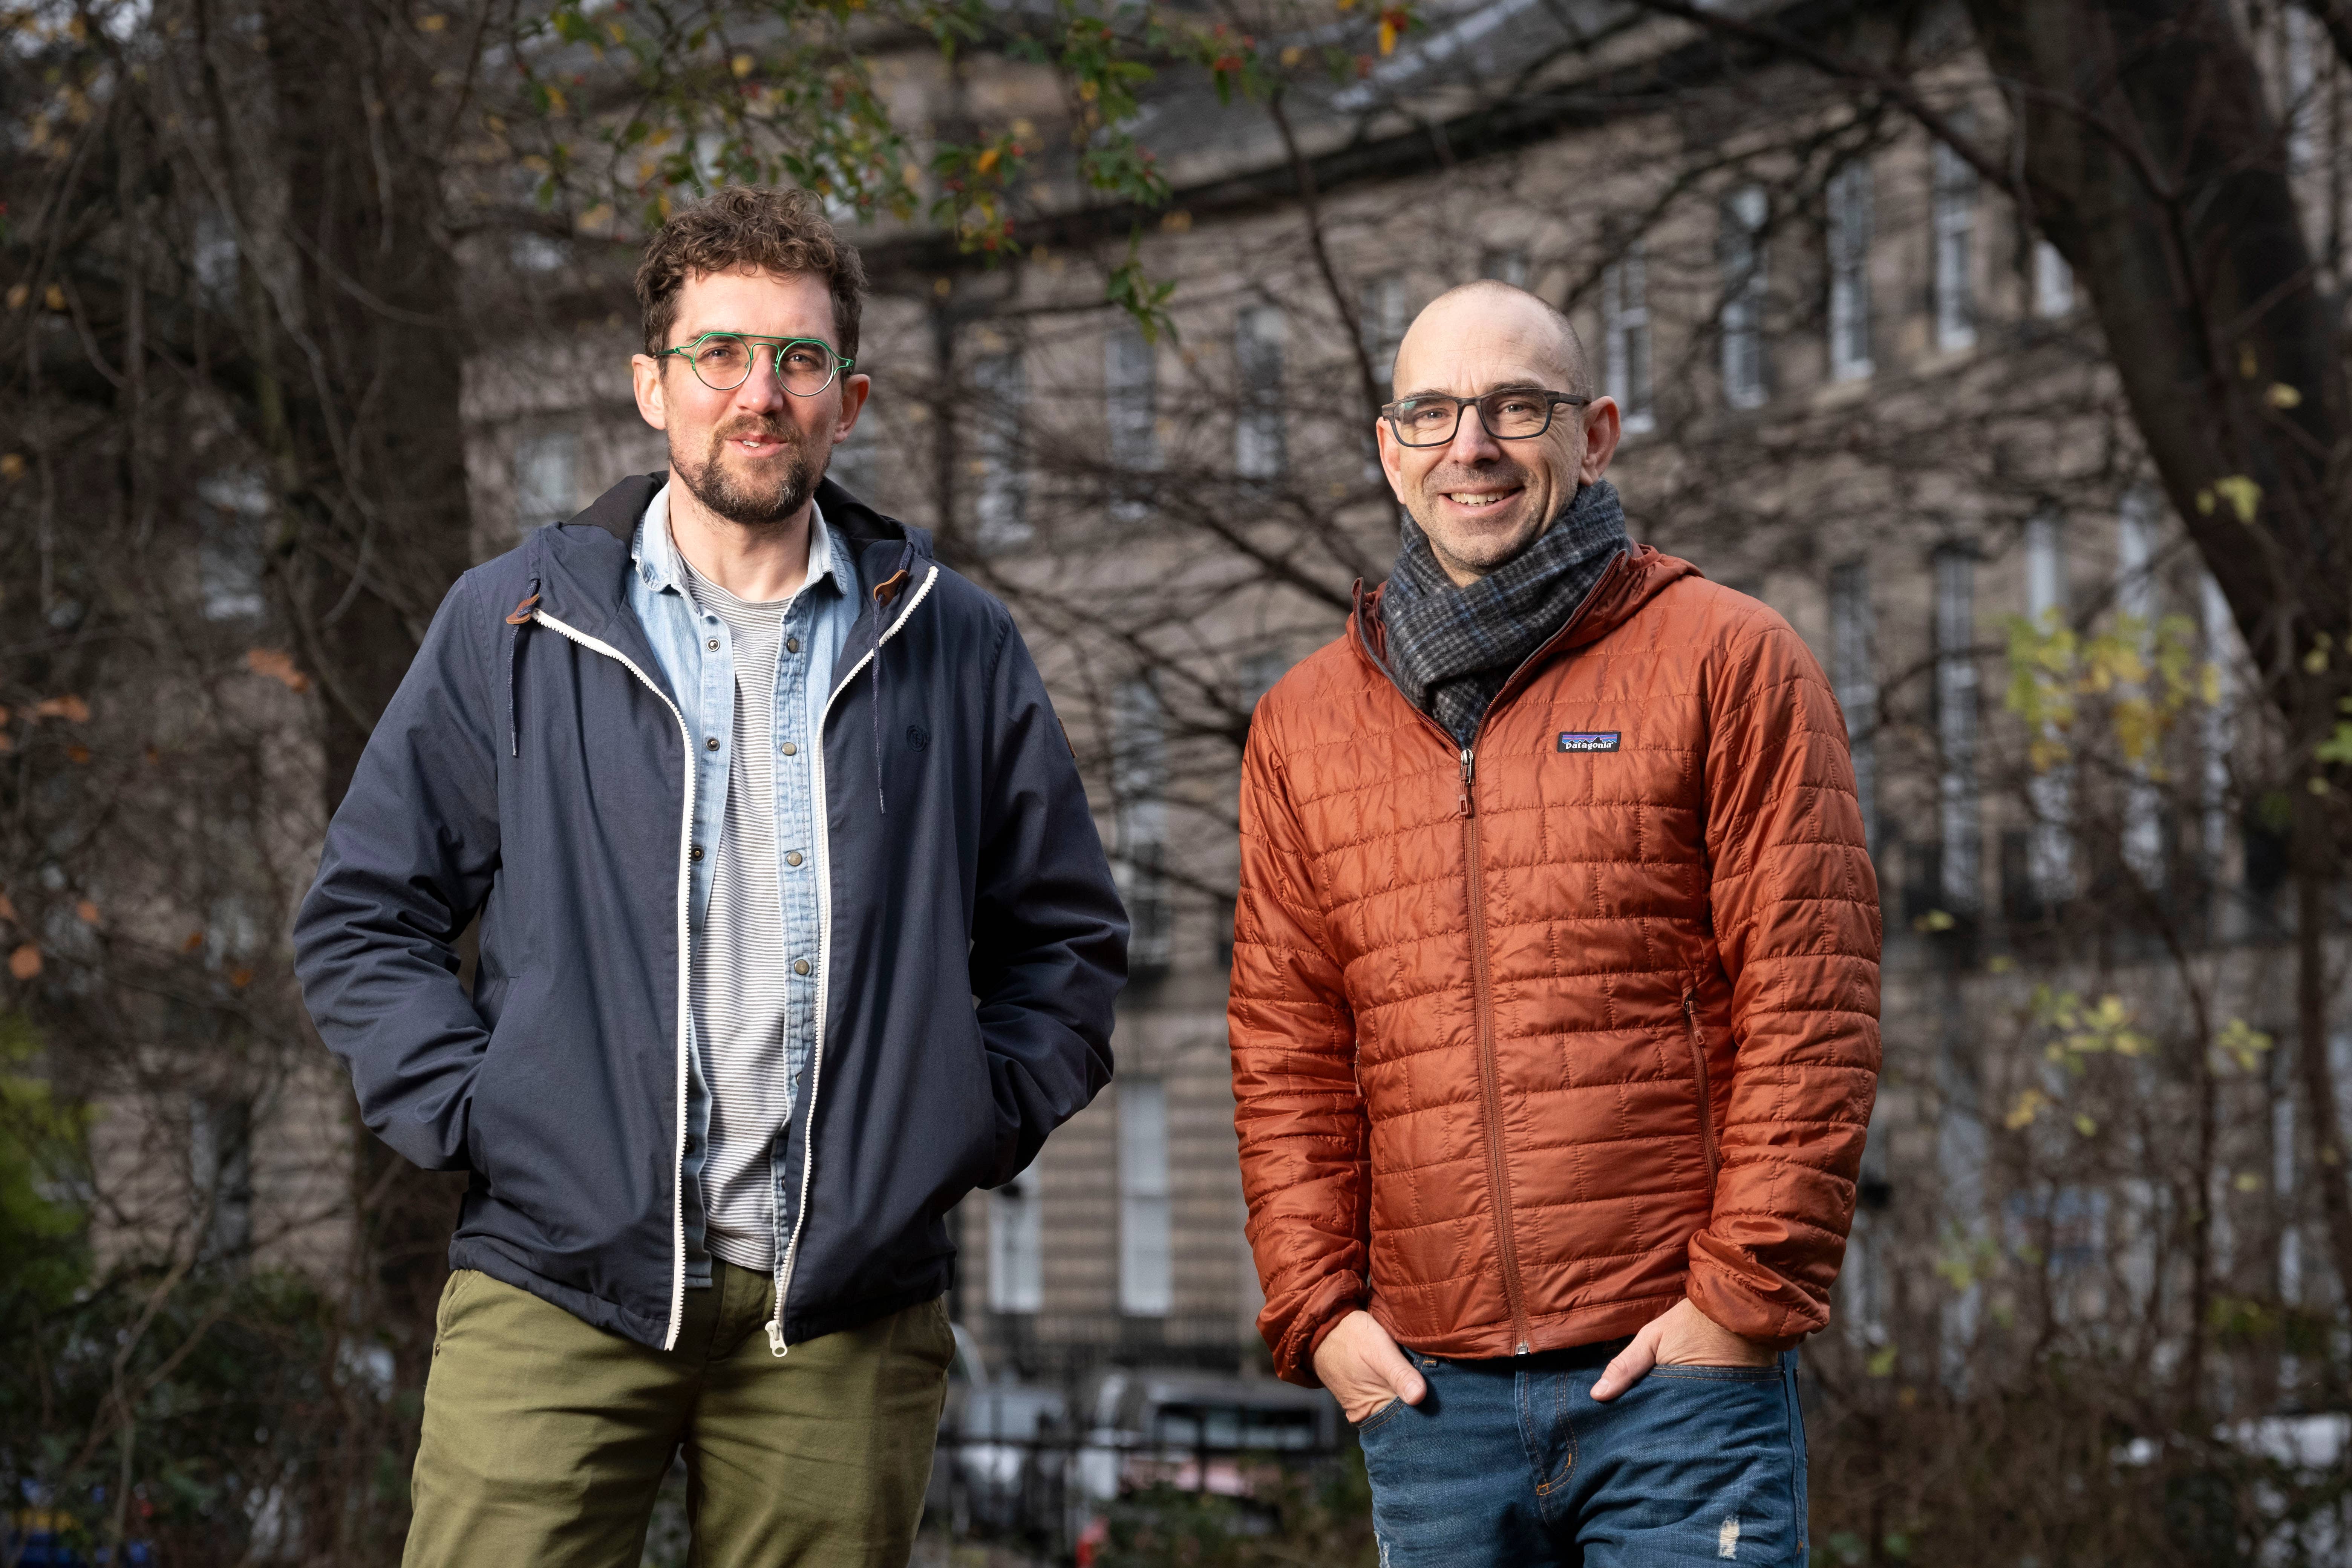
[632,353,670,432]
[1578,397,1622,483]
[1376,416,1408,502]
[834,372,872,443]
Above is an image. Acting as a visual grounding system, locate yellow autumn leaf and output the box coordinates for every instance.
[4,285,25,310]
[418,12,446,31]
[43,284,64,311]
[2267,382,2302,409]
[731,53,753,78]
[1378,16,1398,52]
[2239,344,2258,378]
[2213,473,2261,523]
[545,84,567,115]
[2004,1089,2049,1130]
[0,453,22,481]
[975,145,1000,175]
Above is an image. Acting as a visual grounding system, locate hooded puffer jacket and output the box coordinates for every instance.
[1231,544,1880,1385]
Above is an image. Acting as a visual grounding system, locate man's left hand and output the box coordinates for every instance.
[1588,1299,1775,1402]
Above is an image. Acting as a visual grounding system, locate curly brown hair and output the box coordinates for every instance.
[633,185,868,363]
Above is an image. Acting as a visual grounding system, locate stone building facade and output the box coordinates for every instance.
[446,2,2338,1393]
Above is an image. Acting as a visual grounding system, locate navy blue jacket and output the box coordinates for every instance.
[294,474,1125,1350]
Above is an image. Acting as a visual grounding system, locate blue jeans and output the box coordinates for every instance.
[1354,1338,1809,1566]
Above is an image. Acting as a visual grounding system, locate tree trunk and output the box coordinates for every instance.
[258,1,480,1539]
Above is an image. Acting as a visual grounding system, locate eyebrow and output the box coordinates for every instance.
[1394,382,1554,401]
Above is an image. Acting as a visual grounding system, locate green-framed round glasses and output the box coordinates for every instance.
[660,332,854,396]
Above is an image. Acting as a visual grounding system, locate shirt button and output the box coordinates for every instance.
[793,959,811,976]
[706,737,721,751]
[690,845,704,862]
[706,638,720,651]
[785,851,803,867]
[780,741,798,756]
[786,636,801,654]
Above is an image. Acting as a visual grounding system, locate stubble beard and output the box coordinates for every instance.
[1410,457,1545,580]
[671,419,825,528]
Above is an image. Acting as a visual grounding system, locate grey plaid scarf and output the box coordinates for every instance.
[1382,481,1629,744]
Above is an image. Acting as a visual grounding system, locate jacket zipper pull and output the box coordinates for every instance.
[766,1317,788,1358]
[1458,747,1476,818]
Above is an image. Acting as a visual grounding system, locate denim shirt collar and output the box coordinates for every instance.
[632,481,847,605]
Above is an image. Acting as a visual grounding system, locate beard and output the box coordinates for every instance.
[1407,457,1545,573]
[671,417,825,527]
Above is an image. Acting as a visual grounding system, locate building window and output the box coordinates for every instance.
[1933,141,1978,353]
[988,1178,1044,1314]
[191,1093,254,1266]
[1106,320,1160,523]
[196,471,268,622]
[2202,574,2236,873]
[2288,7,2319,173]
[1826,160,1874,382]
[2118,487,2165,888]
[973,352,1031,551]
[2023,511,2073,905]
[1114,678,1171,972]
[1828,561,1879,858]
[1481,247,1529,288]
[1602,242,1654,435]
[515,430,578,536]
[1361,274,1406,387]
[1934,545,1981,912]
[1719,185,1769,410]
[2032,239,2074,320]
[1118,1078,1173,1317]
[1234,306,1288,481]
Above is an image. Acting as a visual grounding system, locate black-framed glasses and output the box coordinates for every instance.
[660,331,854,395]
[1380,387,1591,447]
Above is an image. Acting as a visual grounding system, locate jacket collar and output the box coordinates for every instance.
[531,472,934,642]
[1352,542,1700,688]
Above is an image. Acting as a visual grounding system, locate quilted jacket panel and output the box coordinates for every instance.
[1231,544,1882,1386]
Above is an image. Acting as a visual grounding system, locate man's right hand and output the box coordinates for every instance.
[1312,1310,1428,1424]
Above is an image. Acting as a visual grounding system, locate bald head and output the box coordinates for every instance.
[1392,280,1589,401]
[1375,277,1620,585]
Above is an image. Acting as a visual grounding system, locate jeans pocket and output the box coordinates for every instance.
[1643,1361,1783,1383]
[1353,1396,1404,1434]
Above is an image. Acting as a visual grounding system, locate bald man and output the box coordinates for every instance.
[1228,283,1880,1565]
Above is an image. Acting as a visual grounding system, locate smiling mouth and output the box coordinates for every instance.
[1444,489,1520,510]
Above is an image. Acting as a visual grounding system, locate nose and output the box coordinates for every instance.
[733,349,790,412]
[1444,401,1504,465]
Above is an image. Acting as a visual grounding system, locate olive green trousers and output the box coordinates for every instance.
[403,1261,953,1568]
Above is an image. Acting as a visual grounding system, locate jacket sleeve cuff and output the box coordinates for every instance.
[1263,1272,1368,1388]
[1685,1237,1819,1352]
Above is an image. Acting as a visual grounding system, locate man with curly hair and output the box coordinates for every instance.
[296,186,1126,1567]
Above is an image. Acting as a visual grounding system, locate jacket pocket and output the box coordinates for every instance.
[1681,989,1721,1194]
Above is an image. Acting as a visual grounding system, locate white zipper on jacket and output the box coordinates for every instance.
[531,608,698,1352]
[765,561,941,1357]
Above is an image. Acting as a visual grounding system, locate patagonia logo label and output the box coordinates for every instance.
[1557,731,1622,753]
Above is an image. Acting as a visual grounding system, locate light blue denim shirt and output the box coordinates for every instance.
[627,484,861,1286]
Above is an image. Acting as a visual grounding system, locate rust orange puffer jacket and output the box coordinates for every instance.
[1230,544,1881,1385]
